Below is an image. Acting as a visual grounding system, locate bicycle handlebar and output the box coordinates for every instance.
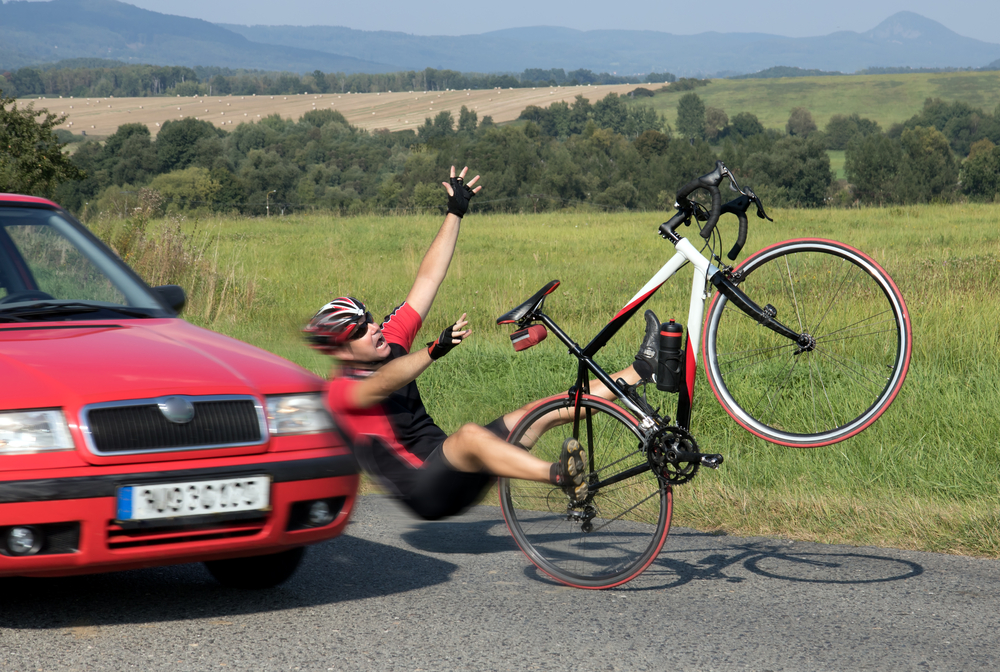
[719,194,750,260]
[675,160,727,239]
[668,160,772,261]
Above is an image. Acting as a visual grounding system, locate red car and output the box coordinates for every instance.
[0,194,358,587]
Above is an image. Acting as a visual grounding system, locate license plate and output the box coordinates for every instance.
[116,476,271,521]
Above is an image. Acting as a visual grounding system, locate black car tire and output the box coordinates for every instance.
[203,546,306,589]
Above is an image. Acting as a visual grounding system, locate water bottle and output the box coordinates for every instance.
[656,320,684,393]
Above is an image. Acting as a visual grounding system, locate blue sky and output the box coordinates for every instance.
[13,0,1000,44]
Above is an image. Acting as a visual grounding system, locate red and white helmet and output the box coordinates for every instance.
[303,296,373,350]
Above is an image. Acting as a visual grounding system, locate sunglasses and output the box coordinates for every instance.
[347,311,375,341]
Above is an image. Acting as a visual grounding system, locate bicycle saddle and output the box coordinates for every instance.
[496,280,560,324]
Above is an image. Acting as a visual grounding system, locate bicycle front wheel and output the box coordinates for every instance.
[498,395,672,589]
[703,238,912,447]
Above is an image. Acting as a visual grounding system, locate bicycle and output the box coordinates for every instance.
[494,160,912,589]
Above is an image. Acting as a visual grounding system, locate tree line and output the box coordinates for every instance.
[4,87,999,217]
[1,61,677,99]
[673,92,1000,203]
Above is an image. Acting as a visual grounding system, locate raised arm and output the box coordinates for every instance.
[405,166,481,321]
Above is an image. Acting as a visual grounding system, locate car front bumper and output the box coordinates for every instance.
[0,449,359,577]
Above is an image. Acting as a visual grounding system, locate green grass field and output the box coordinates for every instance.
[158,204,1000,557]
[650,71,1000,133]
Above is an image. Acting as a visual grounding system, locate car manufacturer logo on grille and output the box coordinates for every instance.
[158,396,196,424]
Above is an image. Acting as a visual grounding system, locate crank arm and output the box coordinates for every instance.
[669,450,724,469]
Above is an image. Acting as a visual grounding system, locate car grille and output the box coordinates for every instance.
[106,518,266,549]
[81,395,267,456]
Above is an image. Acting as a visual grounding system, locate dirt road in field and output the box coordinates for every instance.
[32,84,642,138]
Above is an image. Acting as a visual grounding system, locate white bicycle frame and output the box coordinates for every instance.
[622,236,719,368]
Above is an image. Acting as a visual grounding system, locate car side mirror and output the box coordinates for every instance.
[154,284,186,314]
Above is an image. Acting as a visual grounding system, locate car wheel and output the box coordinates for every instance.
[203,546,306,589]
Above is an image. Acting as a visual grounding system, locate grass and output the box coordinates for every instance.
[154,204,1000,557]
[828,150,846,179]
[648,71,1000,133]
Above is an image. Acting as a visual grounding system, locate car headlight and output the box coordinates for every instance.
[0,410,75,454]
[265,393,334,436]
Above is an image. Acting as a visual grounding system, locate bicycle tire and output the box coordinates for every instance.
[498,394,672,589]
[703,238,911,447]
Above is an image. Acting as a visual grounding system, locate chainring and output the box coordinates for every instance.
[645,425,700,485]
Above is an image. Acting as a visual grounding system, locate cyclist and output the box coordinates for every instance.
[307,167,646,521]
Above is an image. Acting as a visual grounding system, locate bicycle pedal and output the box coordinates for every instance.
[700,454,724,469]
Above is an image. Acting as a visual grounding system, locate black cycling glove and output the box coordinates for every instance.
[427,322,463,360]
[446,175,477,218]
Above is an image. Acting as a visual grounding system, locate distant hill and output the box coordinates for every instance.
[3,2,999,77]
[223,12,1000,76]
[0,0,393,73]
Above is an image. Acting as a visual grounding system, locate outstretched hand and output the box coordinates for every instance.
[442,166,482,218]
[427,313,472,360]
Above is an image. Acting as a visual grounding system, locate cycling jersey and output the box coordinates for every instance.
[327,302,501,519]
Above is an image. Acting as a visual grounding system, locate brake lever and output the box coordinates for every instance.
[745,187,773,222]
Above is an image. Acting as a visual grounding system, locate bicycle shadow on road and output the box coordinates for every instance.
[626,529,925,591]
[0,533,457,630]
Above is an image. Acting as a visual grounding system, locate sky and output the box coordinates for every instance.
[10,0,1000,45]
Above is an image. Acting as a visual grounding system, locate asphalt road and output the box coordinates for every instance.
[2,494,999,671]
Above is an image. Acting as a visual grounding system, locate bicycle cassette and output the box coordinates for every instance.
[645,425,701,485]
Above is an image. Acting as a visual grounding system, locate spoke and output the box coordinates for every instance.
[590,487,663,533]
[810,348,839,432]
[811,258,861,335]
[781,254,805,332]
[717,342,798,374]
[813,309,896,342]
[812,345,890,389]
[746,355,800,420]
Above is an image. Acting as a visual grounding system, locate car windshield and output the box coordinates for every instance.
[0,206,169,320]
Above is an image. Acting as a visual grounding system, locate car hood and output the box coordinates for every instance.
[0,318,324,411]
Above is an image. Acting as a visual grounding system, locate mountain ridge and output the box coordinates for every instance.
[2,2,999,76]
[0,0,395,73]
[220,11,1000,75]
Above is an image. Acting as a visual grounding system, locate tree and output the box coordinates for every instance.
[825,113,881,150]
[0,94,84,198]
[593,93,629,135]
[458,105,478,133]
[157,118,224,172]
[676,93,706,140]
[729,112,765,139]
[704,107,729,141]
[786,107,817,137]
[417,111,455,143]
[961,139,1000,199]
[845,134,904,204]
[311,70,329,93]
[633,130,671,160]
[210,75,232,95]
[147,167,221,212]
[737,136,833,207]
[898,125,958,201]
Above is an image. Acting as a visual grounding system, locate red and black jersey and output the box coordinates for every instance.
[326,302,447,497]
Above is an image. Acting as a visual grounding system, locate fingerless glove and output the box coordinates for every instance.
[446,176,477,218]
[427,322,462,360]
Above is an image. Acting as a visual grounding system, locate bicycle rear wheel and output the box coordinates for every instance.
[703,238,911,447]
[498,395,672,589]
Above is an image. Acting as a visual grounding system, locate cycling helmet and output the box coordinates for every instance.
[303,296,374,350]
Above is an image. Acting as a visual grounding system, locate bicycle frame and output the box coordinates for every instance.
[530,235,720,435]
[536,230,804,434]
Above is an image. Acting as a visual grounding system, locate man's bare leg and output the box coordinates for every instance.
[441,423,552,480]
[497,364,644,448]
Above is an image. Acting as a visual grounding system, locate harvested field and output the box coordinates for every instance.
[31,84,642,137]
